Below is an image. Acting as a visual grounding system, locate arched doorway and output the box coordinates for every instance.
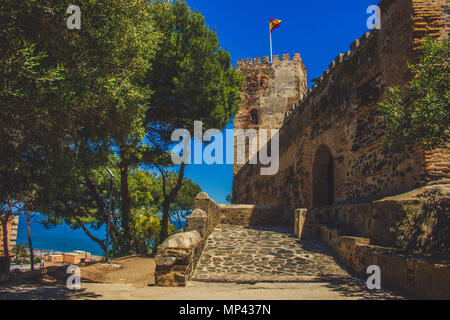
[313,145,335,207]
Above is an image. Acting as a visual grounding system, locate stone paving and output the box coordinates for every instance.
[191,225,403,299]
[192,225,351,283]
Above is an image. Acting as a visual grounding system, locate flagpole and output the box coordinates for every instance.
[269,22,273,63]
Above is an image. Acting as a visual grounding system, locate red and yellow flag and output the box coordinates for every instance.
[270,19,282,33]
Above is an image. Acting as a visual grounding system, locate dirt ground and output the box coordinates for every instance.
[79,256,156,288]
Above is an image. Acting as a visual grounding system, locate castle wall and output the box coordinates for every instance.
[233,0,449,225]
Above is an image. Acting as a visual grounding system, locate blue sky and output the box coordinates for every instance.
[181,0,379,203]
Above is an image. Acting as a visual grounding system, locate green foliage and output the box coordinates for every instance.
[144,0,241,243]
[166,172,202,228]
[1,0,161,255]
[133,207,176,254]
[10,243,40,265]
[0,0,159,201]
[38,158,201,255]
[379,36,450,153]
[11,244,29,265]
[145,0,242,141]
[0,0,230,255]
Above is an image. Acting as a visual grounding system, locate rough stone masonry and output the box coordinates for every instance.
[155,0,449,299]
[232,0,450,225]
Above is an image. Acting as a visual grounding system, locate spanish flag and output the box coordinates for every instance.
[270,19,282,33]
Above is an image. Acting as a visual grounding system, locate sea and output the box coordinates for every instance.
[15,214,186,256]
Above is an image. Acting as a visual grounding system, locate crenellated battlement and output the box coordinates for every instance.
[283,31,375,122]
[237,53,303,67]
[235,30,376,125]
[282,1,449,123]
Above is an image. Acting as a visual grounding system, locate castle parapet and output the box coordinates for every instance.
[282,31,377,123]
[237,53,303,67]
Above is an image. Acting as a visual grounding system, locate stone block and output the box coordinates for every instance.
[156,269,187,287]
[191,208,207,218]
[195,192,212,200]
[155,255,176,267]
[343,51,352,61]
[329,60,336,70]
[359,32,371,45]
[350,39,360,51]
[159,231,201,250]
[334,53,344,65]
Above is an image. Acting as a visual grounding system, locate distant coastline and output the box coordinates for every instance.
[15,214,186,256]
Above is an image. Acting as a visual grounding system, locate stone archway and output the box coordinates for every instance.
[313,145,335,207]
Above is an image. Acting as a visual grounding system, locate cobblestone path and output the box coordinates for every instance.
[192,225,348,283]
[191,225,402,299]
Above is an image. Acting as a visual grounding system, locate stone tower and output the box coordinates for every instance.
[233,53,308,178]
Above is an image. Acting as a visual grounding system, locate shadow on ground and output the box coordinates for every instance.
[317,275,404,300]
[0,277,101,300]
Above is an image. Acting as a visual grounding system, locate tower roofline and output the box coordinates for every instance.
[237,53,303,67]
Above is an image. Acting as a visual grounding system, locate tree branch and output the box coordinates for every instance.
[154,163,168,199]
[166,163,186,205]
[75,217,107,253]
[62,200,107,253]
[83,175,108,221]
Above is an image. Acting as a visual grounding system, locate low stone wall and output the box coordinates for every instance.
[155,192,222,287]
[317,224,450,299]
[154,230,203,287]
[302,200,417,247]
[302,193,448,252]
[218,204,284,227]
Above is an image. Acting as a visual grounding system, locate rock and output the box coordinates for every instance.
[159,231,202,250]
[155,255,176,267]
[195,192,211,200]
[191,208,207,218]
[100,263,122,270]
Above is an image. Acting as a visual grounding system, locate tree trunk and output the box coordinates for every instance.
[84,177,122,254]
[1,219,10,273]
[160,203,171,245]
[62,201,109,255]
[26,212,34,271]
[159,163,186,244]
[1,197,13,273]
[119,157,134,253]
